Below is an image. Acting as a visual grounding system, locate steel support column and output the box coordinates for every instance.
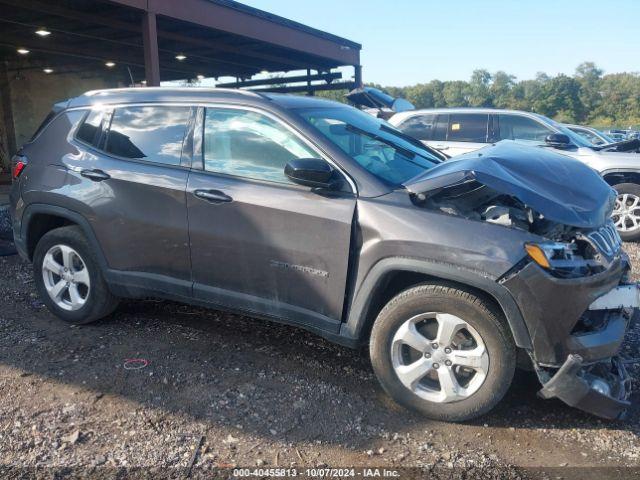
[354,65,363,88]
[0,62,17,160]
[142,11,160,86]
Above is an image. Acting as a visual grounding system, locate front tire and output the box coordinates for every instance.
[369,283,515,422]
[612,183,640,242]
[33,226,119,324]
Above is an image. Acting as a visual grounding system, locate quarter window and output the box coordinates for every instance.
[76,110,104,146]
[104,106,191,165]
[497,114,552,142]
[203,108,316,184]
[447,114,489,142]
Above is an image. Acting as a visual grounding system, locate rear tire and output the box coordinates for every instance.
[33,226,119,324]
[612,183,640,242]
[369,283,515,422]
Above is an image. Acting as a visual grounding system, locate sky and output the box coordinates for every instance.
[242,0,639,87]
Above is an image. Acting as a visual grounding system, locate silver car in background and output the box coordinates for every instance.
[565,124,615,146]
[390,108,640,240]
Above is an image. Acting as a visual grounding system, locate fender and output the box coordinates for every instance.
[341,257,533,349]
[20,203,109,271]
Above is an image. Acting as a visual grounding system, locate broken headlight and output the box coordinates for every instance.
[525,241,605,278]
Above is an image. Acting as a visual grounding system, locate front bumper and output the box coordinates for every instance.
[539,354,631,420]
[502,255,632,366]
[502,256,635,419]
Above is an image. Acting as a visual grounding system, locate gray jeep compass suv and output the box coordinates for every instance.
[9,88,636,421]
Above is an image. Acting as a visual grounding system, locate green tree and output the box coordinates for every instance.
[490,71,517,108]
[466,69,493,107]
[575,62,604,120]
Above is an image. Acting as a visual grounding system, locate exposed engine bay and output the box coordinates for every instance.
[412,179,560,236]
[413,179,621,278]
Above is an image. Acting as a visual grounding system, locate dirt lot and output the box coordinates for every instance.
[0,243,639,479]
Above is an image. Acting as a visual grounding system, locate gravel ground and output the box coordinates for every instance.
[0,245,639,479]
[0,205,11,238]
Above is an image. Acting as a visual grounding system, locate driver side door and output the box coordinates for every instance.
[186,106,356,332]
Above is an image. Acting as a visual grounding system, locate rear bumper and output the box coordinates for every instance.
[539,354,631,420]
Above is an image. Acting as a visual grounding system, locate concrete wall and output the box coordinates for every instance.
[0,68,123,170]
[0,90,8,173]
[9,69,119,150]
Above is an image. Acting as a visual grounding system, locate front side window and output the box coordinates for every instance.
[497,114,552,142]
[397,114,436,141]
[104,106,191,165]
[296,106,441,185]
[447,114,489,142]
[203,108,316,184]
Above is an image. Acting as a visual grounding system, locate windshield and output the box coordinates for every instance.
[570,126,615,145]
[534,114,593,148]
[295,106,441,185]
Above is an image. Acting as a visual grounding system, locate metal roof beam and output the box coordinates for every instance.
[0,0,324,70]
[216,71,342,88]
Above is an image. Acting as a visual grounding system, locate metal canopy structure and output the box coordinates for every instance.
[0,0,363,89]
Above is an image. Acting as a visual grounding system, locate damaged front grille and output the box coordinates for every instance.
[585,222,622,258]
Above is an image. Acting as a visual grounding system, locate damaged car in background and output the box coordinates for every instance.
[10,89,635,421]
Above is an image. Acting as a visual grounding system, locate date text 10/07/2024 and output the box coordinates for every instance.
[232,468,401,478]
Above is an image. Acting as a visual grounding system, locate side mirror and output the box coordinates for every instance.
[545,133,572,148]
[284,158,337,189]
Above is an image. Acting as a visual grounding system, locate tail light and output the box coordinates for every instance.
[11,155,27,180]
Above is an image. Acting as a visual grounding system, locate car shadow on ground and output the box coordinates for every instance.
[2,279,637,453]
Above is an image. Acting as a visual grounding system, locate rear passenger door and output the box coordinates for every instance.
[67,105,194,296]
[186,106,356,331]
[437,113,490,156]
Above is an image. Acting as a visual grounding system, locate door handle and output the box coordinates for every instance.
[194,189,233,204]
[81,169,111,181]
[434,145,450,150]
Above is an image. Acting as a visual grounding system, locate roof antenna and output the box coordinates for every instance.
[127,67,135,87]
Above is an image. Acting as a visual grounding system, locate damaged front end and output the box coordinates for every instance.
[404,142,635,419]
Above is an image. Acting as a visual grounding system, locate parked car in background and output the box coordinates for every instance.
[389,108,640,240]
[9,88,635,421]
[346,86,415,120]
[565,124,615,146]
[607,129,633,141]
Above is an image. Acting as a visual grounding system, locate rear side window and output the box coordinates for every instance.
[76,110,104,146]
[104,106,191,165]
[447,114,489,142]
[397,114,436,141]
[496,114,552,142]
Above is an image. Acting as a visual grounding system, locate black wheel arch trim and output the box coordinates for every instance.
[20,203,109,270]
[341,257,533,350]
[601,168,640,184]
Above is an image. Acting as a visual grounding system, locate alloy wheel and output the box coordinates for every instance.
[613,193,640,232]
[390,312,489,403]
[41,244,91,311]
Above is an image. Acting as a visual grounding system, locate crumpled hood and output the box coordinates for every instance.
[403,141,617,229]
